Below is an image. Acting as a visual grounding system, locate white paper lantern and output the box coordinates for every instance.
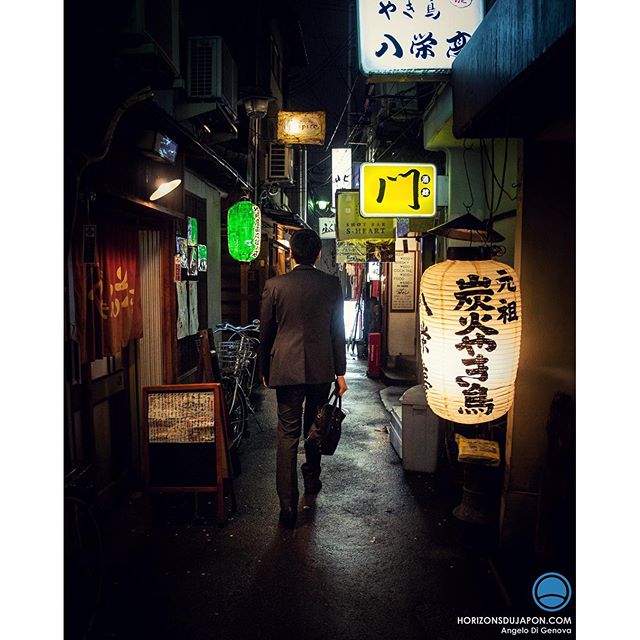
[419,248,522,424]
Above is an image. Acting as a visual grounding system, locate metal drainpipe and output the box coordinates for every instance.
[302,146,308,224]
[254,118,260,203]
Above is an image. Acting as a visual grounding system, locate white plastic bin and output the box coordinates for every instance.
[399,385,440,473]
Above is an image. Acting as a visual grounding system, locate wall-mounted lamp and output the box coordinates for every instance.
[316,199,330,211]
[149,179,182,202]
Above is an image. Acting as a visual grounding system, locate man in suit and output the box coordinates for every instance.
[260,229,348,529]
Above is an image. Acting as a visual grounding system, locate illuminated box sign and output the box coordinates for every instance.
[318,217,336,239]
[277,111,326,145]
[336,190,396,240]
[360,162,437,217]
[332,148,352,207]
[357,0,485,78]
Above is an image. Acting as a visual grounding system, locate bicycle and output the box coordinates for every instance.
[64,465,104,639]
[211,320,263,451]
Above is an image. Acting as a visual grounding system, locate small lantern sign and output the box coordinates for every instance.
[227,200,261,262]
[277,111,326,146]
[419,247,522,424]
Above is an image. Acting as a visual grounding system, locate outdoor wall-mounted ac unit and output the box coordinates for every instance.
[267,143,294,183]
[187,36,238,120]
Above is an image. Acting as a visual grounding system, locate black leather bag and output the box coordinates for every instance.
[308,387,345,456]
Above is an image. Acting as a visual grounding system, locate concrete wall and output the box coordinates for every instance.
[184,171,223,328]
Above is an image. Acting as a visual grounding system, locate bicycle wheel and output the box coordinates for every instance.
[221,376,248,450]
[65,495,103,639]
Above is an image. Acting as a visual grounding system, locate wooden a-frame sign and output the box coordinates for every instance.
[141,382,236,524]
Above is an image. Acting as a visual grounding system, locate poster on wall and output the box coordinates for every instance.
[176,236,188,268]
[390,250,416,312]
[187,217,198,246]
[174,255,182,282]
[176,281,188,339]
[188,281,199,335]
[366,240,395,263]
[336,240,367,264]
[198,245,208,272]
[187,246,198,277]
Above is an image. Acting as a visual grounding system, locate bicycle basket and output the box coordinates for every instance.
[216,340,251,375]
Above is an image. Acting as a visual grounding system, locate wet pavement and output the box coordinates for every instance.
[86,356,508,640]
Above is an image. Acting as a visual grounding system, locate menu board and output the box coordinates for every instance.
[147,390,215,443]
[390,250,416,312]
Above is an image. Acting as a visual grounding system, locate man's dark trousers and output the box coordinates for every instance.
[275,382,331,509]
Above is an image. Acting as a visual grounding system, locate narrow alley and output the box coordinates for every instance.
[89,357,506,640]
[59,1,579,638]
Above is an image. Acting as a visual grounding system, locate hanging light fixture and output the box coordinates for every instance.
[149,179,181,201]
[419,246,522,424]
[227,200,261,262]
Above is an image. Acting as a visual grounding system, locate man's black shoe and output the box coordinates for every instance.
[304,478,322,495]
[278,507,297,529]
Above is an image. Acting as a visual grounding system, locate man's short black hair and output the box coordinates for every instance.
[290,229,322,265]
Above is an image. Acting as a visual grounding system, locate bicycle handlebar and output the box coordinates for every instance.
[215,321,260,333]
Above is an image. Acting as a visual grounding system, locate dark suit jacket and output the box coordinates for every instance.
[260,264,346,386]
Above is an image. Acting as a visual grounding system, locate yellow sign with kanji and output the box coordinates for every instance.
[360,162,437,218]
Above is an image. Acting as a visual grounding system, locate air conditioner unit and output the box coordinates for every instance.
[267,143,294,183]
[187,36,238,119]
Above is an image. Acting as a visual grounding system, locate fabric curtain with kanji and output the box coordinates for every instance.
[73,222,143,362]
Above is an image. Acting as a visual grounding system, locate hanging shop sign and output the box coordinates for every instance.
[336,190,396,240]
[356,0,485,79]
[319,217,336,239]
[332,148,352,207]
[276,111,326,145]
[73,222,143,362]
[419,250,522,424]
[360,162,436,218]
[227,200,261,262]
